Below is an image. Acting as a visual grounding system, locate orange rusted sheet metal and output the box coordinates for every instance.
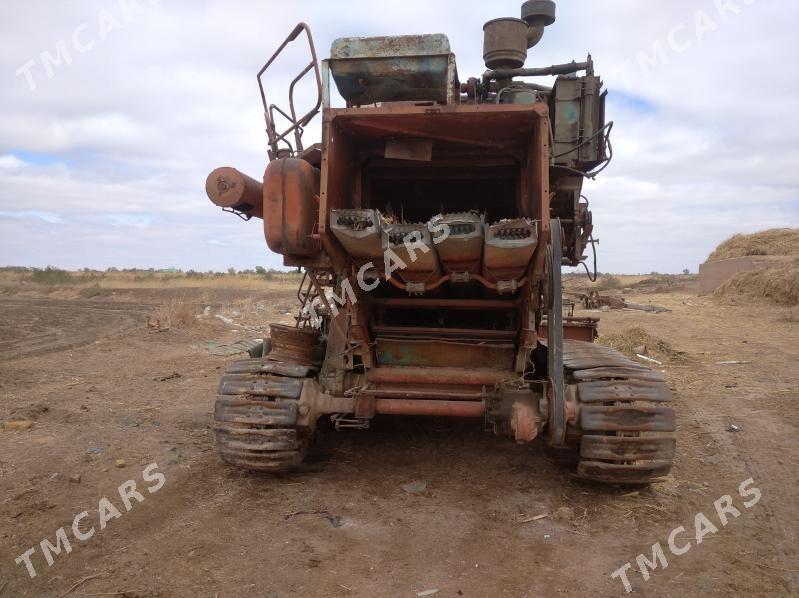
[205,167,264,219]
[263,158,321,258]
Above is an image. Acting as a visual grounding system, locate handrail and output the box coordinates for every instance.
[257,23,322,161]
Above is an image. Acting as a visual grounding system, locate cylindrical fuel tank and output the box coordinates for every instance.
[263,158,321,258]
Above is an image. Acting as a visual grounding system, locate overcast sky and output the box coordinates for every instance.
[1,0,797,273]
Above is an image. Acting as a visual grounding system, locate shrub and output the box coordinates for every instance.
[592,274,623,291]
[31,266,71,285]
[146,297,199,331]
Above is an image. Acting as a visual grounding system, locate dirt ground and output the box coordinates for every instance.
[0,283,797,597]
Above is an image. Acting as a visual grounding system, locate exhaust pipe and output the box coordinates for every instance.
[521,0,556,49]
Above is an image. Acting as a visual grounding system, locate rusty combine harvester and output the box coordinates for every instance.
[205,1,676,484]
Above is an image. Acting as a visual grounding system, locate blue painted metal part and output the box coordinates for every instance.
[329,34,455,105]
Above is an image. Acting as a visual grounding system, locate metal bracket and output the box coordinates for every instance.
[353,393,376,419]
[496,279,519,294]
[405,281,426,295]
[221,207,252,221]
[331,414,371,430]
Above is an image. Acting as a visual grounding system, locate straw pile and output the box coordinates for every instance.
[709,229,799,306]
[599,327,685,363]
[707,228,799,262]
[714,260,799,307]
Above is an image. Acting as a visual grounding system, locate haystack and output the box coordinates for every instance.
[707,228,799,262]
[701,229,799,302]
[714,260,799,306]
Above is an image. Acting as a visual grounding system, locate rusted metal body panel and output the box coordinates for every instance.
[552,75,607,170]
[539,315,598,342]
[375,337,515,369]
[367,367,512,386]
[318,103,552,277]
[268,324,319,365]
[370,326,516,341]
[263,158,321,259]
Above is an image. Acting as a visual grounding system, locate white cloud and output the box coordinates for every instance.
[0,155,29,169]
[107,214,154,229]
[0,210,62,224]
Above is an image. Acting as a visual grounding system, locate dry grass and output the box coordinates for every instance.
[599,326,686,363]
[563,274,697,299]
[0,268,301,291]
[591,274,624,291]
[714,262,799,307]
[146,296,201,331]
[94,273,299,290]
[707,228,799,262]
[79,284,113,299]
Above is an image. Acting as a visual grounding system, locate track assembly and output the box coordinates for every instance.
[563,340,676,484]
[213,358,316,472]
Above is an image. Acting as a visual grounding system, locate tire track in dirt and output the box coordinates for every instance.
[0,299,149,361]
[598,293,798,593]
[665,349,798,590]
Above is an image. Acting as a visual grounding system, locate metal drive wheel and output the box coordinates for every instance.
[546,219,566,447]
